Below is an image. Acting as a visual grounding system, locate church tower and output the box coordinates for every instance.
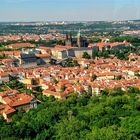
[65,32,73,46]
[77,29,82,48]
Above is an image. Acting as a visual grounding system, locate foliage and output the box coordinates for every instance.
[91,74,97,81]
[63,58,79,67]
[82,52,91,59]
[92,46,135,60]
[0,22,138,36]
[115,75,122,80]
[5,80,26,89]
[110,36,140,43]
[0,54,5,59]
[89,38,101,43]
[135,73,140,77]
[0,89,140,139]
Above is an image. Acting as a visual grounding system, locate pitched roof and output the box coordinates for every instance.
[0,104,16,115]
[3,93,33,107]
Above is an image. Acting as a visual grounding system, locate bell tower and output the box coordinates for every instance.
[65,32,73,46]
[77,29,81,48]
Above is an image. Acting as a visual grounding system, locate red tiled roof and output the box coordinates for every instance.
[0,104,16,115]
[0,72,9,77]
[3,93,33,107]
[36,53,51,58]
[7,43,36,48]
[43,90,66,98]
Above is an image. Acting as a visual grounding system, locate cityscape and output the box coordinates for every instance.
[0,0,140,139]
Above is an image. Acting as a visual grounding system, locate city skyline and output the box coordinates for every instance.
[0,0,140,21]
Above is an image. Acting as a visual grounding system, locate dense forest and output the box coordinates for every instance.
[0,88,140,140]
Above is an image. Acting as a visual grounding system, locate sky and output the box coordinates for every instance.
[0,0,140,21]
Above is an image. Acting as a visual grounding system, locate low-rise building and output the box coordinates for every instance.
[7,43,36,49]
[43,90,68,99]
[0,90,37,120]
[0,72,9,84]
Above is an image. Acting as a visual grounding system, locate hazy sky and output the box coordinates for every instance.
[0,0,140,21]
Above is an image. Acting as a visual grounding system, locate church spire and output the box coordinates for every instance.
[66,33,69,40]
[77,29,81,37]
[77,29,81,48]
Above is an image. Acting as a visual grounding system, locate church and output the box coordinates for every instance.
[65,30,88,48]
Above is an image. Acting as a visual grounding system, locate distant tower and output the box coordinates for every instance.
[69,33,72,42]
[77,29,82,48]
[66,33,69,40]
[65,32,73,46]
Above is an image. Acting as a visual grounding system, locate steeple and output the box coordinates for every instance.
[69,32,72,41]
[65,32,73,46]
[77,29,81,37]
[66,33,69,40]
[77,29,81,48]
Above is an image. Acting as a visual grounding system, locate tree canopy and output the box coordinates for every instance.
[82,52,91,59]
[0,89,140,140]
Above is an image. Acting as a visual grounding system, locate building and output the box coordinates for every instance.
[51,45,95,59]
[36,53,51,65]
[51,47,68,60]
[65,30,88,48]
[69,47,96,58]
[7,43,36,49]
[15,52,37,68]
[88,41,128,51]
[0,90,37,120]
[0,72,9,84]
[43,90,68,99]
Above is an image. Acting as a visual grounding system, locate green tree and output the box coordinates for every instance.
[0,88,140,139]
[91,74,97,81]
[82,52,91,59]
[89,38,101,43]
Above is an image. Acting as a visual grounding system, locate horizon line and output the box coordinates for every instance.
[0,18,140,23]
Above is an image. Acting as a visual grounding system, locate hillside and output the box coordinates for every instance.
[0,88,140,140]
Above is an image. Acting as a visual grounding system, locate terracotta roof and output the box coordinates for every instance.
[0,104,16,115]
[0,72,9,77]
[36,53,51,58]
[43,90,66,98]
[7,43,36,48]
[2,59,13,63]
[3,93,33,107]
